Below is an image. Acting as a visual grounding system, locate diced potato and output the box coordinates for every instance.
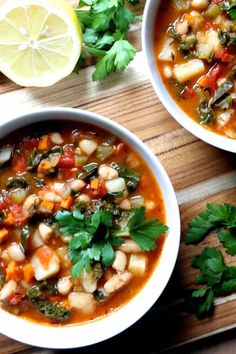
[217,109,234,127]
[158,38,176,62]
[128,254,147,276]
[104,271,132,294]
[105,177,126,193]
[145,200,156,211]
[79,139,98,156]
[38,190,61,203]
[118,239,142,254]
[112,251,127,272]
[98,165,119,180]
[38,223,53,242]
[196,30,221,59]
[173,59,205,83]
[57,277,73,295]
[163,65,173,79]
[31,246,60,281]
[79,269,97,293]
[0,280,17,300]
[7,243,25,262]
[176,20,189,35]
[75,193,91,204]
[68,292,96,314]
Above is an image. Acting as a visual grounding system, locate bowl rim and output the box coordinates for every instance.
[141,0,236,153]
[0,107,180,349]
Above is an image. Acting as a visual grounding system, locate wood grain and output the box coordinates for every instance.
[1,0,236,353]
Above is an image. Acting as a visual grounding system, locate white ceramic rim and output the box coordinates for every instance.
[142,0,236,153]
[0,107,180,349]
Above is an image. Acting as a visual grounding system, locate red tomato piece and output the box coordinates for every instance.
[58,147,75,168]
[86,179,107,199]
[0,197,7,212]
[9,204,28,226]
[12,154,27,174]
[208,64,222,91]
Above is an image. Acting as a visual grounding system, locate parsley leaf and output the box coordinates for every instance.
[92,40,136,81]
[216,230,236,256]
[55,206,168,277]
[192,247,225,286]
[113,207,168,252]
[185,203,236,244]
[76,0,140,80]
[185,287,214,318]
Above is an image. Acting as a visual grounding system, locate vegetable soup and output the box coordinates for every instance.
[155,0,236,138]
[0,121,167,325]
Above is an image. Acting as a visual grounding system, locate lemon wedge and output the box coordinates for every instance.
[0,0,82,87]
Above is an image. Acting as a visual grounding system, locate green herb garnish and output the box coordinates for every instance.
[55,207,168,277]
[75,0,140,81]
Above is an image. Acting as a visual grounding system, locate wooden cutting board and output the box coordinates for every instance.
[1,1,236,353]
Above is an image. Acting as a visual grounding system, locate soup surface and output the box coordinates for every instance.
[155,0,236,138]
[0,121,167,325]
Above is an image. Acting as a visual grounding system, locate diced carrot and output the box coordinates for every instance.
[39,201,55,212]
[53,202,62,212]
[35,246,53,269]
[184,14,194,25]
[3,212,14,226]
[23,263,34,283]
[6,261,22,281]
[90,178,99,190]
[0,229,9,244]
[38,135,51,151]
[12,154,27,174]
[197,75,210,88]
[37,159,52,174]
[60,195,73,210]
[115,143,125,156]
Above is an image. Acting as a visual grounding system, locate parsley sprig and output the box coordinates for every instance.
[55,207,168,278]
[185,203,236,318]
[220,1,236,20]
[75,0,140,80]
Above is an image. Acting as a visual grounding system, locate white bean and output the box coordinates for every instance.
[57,277,73,295]
[50,132,64,145]
[112,251,127,272]
[23,194,39,215]
[118,239,142,254]
[104,271,132,294]
[105,178,126,193]
[119,199,131,210]
[69,179,86,192]
[38,223,53,242]
[79,269,97,293]
[0,280,17,301]
[7,243,25,262]
[76,194,91,204]
[191,0,209,10]
[68,292,96,314]
[98,165,119,180]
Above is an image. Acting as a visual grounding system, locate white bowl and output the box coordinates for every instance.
[142,0,236,153]
[0,107,180,349]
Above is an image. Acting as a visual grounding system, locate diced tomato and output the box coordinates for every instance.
[58,147,75,168]
[86,179,107,199]
[9,204,28,226]
[183,86,196,99]
[208,64,222,91]
[8,286,25,305]
[12,154,27,174]
[213,0,223,3]
[21,138,38,150]
[215,48,234,63]
[0,197,7,212]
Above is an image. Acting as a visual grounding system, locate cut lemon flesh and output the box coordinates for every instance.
[0,0,82,87]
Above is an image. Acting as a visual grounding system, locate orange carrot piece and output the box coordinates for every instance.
[38,135,51,151]
[39,201,55,212]
[37,159,52,174]
[6,261,22,281]
[60,196,73,210]
[23,263,34,283]
[90,178,99,190]
[3,212,14,226]
[0,228,9,244]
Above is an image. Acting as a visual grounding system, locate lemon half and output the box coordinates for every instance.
[0,0,82,87]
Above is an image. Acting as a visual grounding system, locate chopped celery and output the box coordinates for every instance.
[205,4,221,18]
[10,188,27,204]
[97,145,115,161]
[75,155,88,166]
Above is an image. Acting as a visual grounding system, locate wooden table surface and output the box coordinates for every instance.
[1,0,236,353]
